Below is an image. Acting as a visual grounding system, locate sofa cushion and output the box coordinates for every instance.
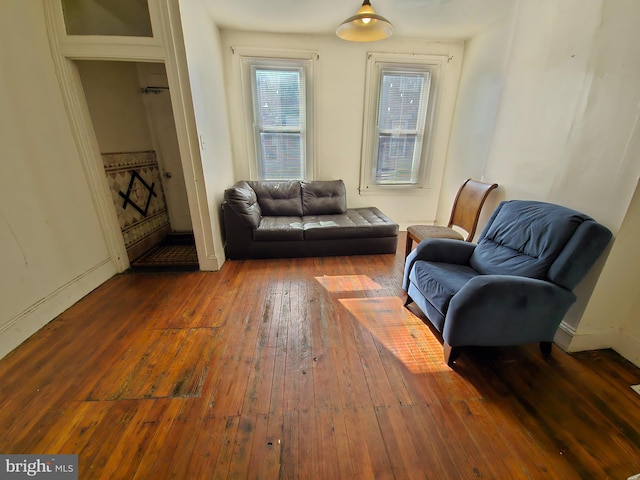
[253,216,304,241]
[409,261,479,316]
[223,181,262,229]
[470,200,591,280]
[303,208,398,240]
[249,181,303,216]
[302,180,347,215]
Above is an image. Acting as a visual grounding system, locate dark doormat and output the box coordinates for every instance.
[130,233,199,272]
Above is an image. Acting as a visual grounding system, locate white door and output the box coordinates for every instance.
[137,63,193,232]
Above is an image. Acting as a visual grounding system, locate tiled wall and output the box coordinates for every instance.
[103,151,170,259]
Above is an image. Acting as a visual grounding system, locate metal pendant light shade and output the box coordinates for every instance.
[336,0,394,42]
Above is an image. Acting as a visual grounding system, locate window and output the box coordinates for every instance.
[240,54,315,181]
[360,53,448,192]
[375,68,431,184]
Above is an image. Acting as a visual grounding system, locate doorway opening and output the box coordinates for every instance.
[76,60,198,271]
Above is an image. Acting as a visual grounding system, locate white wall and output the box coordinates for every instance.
[579,179,640,366]
[220,31,464,230]
[618,182,640,366]
[467,0,640,364]
[76,61,154,153]
[437,13,516,236]
[178,0,235,264]
[483,0,640,220]
[0,1,116,358]
[484,1,602,201]
[557,0,640,362]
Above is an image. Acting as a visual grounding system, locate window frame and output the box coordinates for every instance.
[360,52,449,193]
[237,49,317,181]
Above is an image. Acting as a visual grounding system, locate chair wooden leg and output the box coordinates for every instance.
[540,341,552,358]
[444,342,461,367]
[405,234,413,258]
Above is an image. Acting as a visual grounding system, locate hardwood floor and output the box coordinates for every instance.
[1,236,639,479]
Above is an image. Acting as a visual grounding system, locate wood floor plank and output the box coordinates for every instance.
[205,274,270,418]
[92,399,164,480]
[374,404,425,480]
[283,279,315,415]
[144,272,208,330]
[242,283,281,418]
[127,399,190,478]
[1,235,639,479]
[295,409,322,479]
[181,413,236,480]
[226,414,257,479]
[265,279,290,418]
[138,398,204,479]
[51,402,114,458]
[307,281,346,413]
[341,295,421,408]
[76,399,141,477]
[397,403,461,479]
[327,298,377,411]
[247,413,281,479]
[314,407,346,480]
[279,411,299,480]
[342,405,393,479]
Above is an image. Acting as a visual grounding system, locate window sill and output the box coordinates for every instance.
[358,185,431,196]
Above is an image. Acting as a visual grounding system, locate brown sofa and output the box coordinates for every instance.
[221,179,399,259]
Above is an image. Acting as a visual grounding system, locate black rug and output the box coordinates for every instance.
[130,234,199,272]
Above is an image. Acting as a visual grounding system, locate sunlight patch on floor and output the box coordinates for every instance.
[314,274,382,292]
[339,296,450,374]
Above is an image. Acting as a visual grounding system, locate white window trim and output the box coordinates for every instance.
[359,52,450,194]
[233,47,317,181]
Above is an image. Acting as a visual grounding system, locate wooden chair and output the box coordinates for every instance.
[405,178,498,258]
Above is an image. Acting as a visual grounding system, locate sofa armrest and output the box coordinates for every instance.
[443,275,577,347]
[403,238,476,291]
[223,181,262,229]
[221,201,256,259]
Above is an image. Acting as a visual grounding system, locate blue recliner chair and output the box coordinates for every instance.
[403,200,612,366]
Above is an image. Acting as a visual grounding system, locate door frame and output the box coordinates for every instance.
[137,62,193,233]
[43,0,219,271]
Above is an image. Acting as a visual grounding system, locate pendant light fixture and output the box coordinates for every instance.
[336,0,394,42]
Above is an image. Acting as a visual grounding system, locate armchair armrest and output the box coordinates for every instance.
[403,238,476,291]
[443,275,577,347]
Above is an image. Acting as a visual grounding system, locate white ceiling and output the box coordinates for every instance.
[199,0,515,40]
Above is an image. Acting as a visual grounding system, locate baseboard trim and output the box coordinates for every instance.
[614,329,640,368]
[555,320,616,352]
[556,321,640,368]
[200,254,220,271]
[554,321,577,351]
[0,259,116,359]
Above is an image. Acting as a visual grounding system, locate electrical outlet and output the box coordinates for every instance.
[631,384,640,396]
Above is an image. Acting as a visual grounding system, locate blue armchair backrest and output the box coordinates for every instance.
[469,200,612,290]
